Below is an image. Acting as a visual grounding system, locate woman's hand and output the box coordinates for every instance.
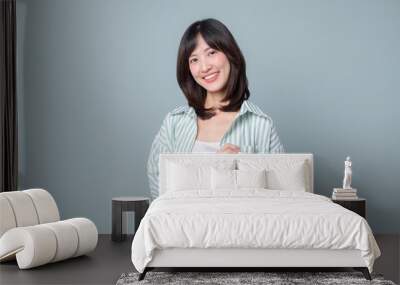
[217,143,240,154]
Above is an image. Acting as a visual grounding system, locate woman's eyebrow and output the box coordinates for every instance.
[190,47,212,58]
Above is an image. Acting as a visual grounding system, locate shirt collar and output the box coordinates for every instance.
[238,100,268,118]
[170,100,267,118]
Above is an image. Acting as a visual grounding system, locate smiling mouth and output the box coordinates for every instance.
[202,72,219,83]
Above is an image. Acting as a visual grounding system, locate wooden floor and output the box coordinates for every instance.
[0,234,398,285]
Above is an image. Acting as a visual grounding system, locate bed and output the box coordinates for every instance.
[131,153,380,280]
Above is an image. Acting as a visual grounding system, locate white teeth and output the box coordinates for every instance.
[204,73,218,80]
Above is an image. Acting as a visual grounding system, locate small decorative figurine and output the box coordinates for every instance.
[342,156,352,189]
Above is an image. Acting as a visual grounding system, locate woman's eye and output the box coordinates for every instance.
[189,58,198,64]
[208,50,217,56]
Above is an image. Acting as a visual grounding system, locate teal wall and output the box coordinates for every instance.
[17,0,400,233]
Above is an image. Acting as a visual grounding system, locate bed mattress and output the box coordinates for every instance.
[131,189,380,273]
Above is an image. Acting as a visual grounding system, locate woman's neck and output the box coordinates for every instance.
[205,91,228,109]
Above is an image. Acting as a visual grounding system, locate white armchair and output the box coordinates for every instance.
[0,189,98,269]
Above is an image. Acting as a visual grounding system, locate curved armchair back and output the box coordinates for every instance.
[0,189,60,237]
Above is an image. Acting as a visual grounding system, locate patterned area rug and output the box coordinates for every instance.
[116,271,396,285]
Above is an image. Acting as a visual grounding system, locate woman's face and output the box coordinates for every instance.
[188,34,231,95]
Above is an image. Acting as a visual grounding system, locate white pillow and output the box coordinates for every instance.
[237,159,308,191]
[236,169,267,188]
[166,160,235,192]
[267,164,307,191]
[211,168,236,190]
[211,168,268,190]
[167,162,209,191]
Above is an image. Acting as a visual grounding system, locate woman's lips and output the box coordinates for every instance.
[203,72,219,84]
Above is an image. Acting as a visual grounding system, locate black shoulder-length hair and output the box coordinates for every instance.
[176,18,250,119]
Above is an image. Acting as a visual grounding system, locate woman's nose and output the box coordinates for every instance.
[200,60,211,73]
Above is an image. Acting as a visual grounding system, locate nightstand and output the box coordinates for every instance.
[112,196,150,242]
[332,198,366,218]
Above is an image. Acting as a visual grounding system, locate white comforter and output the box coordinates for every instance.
[131,190,380,273]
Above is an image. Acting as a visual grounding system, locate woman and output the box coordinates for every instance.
[147,18,284,199]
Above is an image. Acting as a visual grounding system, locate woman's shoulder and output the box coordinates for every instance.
[160,105,194,126]
[168,105,193,116]
[242,100,273,122]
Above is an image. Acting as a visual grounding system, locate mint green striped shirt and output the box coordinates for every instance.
[147,100,285,199]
